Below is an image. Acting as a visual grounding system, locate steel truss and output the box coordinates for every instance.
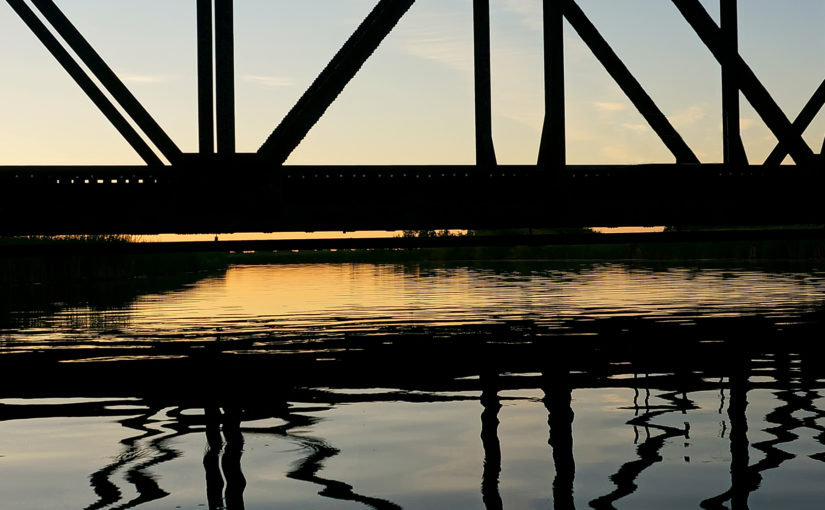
[1,0,823,235]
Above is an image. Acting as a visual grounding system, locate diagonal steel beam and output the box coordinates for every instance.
[563,0,700,164]
[764,78,825,165]
[672,0,816,165]
[6,0,162,166]
[538,0,565,169]
[258,0,415,164]
[31,0,182,165]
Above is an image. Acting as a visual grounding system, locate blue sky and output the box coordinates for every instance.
[0,0,823,166]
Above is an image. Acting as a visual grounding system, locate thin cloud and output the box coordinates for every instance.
[668,104,708,127]
[593,101,630,112]
[397,27,473,73]
[121,74,168,84]
[242,75,295,87]
[740,118,758,131]
[622,122,649,132]
[395,5,474,74]
[602,145,645,164]
[501,0,543,31]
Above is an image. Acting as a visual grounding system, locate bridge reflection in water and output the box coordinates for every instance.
[1,316,824,509]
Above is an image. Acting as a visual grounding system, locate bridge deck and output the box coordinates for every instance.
[1,161,822,235]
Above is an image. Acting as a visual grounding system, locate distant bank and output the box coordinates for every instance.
[1,227,824,284]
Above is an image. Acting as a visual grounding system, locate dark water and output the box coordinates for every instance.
[1,261,825,509]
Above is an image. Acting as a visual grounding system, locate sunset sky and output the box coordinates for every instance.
[0,0,823,168]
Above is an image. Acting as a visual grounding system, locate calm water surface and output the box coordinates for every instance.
[1,261,825,509]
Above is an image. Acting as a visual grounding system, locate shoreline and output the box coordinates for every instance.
[1,229,824,284]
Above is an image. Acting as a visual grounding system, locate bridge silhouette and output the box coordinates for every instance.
[1,0,823,236]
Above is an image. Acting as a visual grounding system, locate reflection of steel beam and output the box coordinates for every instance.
[197,0,215,155]
[764,79,825,165]
[204,409,225,510]
[544,370,575,510]
[480,373,503,510]
[699,365,751,510]
[563,0,699,164]
[6,0,162,166]
[221,407,247,509]
[474,0,497,167]
[721,0,747,166]
[258,0,415,164]
[31,0,181,165]
[215,0,235,155]
[672,0,816,165]
[538,0,565,169]
[590,389,693,510]
[728,367,750,510]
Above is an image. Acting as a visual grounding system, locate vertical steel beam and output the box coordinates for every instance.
[31,0,181,165]
[215,0,235,155]
[538,0,566,169]
[721,0,748,166]
[6,0,162,166]
[564,0,699,164]
[197,0,215,155]
[473,0,497,167]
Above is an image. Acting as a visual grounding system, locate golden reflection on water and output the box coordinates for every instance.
[3,262,824,351]
[118,263,825,331]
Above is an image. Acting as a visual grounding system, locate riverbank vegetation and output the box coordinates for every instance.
[0,234,134,245]
[0,252,229,285]
[2,227,824,284]
[227,236,825,265]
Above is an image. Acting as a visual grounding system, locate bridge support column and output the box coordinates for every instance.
[198,0,215,155]
[215,0,235,155]
[721,0,748,167]
[473,0,497,167]
[539,0,566,170]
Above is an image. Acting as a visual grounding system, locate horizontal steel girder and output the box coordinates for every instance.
[1,161,823,235]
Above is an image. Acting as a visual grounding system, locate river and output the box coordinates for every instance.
[1,260,824,509]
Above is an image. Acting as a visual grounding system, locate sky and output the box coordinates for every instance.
[0,0,823,168]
